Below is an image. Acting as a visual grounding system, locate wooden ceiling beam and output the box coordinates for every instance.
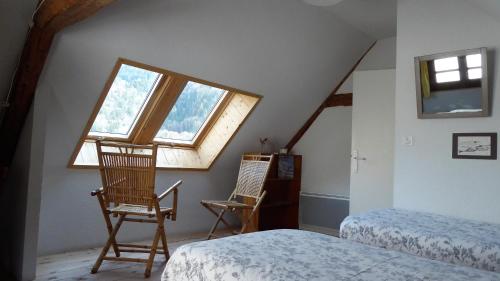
[0,0,116,176]
[285,41,376,151]
[325,93,352,107]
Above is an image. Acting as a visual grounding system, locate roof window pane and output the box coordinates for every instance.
[90,64,162,138]
[436,70,460,83]
[466,53,482,68]
[468,68,482,80]
[434,56,459,72]
[155,81,226,142]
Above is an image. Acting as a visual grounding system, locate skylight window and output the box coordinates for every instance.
[155,81,227,143]
[89,64,162,138]
[466,53,482,79]
[467,68,482,80]
[434,56,460,83]
[466,54,481,68]
[70,58,261,170]
[434,57,458,72]
[436,71,460,83]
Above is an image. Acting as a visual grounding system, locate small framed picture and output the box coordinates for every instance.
[452,133,497,160]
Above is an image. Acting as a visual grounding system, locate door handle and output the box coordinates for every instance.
[351,150,366,173]
[352,156,367,160]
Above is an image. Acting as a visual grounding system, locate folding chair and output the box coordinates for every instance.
[90,141,182,278]
[201,154,273,239]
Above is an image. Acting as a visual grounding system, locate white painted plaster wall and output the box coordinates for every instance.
[296,36,396,199]
[338,36,396,93]
[294,107,352,198]
[394,0,500,224]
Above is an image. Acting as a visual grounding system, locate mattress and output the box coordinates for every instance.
[162,229,500,281]
[340,208,500,273]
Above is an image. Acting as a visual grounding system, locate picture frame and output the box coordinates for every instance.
[452,133,497,160]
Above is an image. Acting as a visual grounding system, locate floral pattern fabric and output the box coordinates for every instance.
[162,229,500,281]
[340,208,500,273]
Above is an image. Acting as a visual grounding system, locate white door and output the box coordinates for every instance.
[350,69,395,215]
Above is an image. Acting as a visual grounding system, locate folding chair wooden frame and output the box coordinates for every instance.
[201,154,273,239]
[90,141,182,278]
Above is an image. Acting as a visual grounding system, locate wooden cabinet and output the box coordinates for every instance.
[256,154,302,230]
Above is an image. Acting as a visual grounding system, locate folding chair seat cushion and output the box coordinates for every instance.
[201,200,254,210]
[109,204,174,216]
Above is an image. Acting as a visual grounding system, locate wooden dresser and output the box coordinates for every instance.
[245,154,302,231]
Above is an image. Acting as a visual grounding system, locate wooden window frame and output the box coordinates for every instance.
[68,58,261,169]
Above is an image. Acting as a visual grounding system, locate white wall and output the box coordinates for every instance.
[350,69,395,215]
[394,0,500,224]
[0,110,33,281]
[296,36,396,198]
[34,0,372,255]
[338,36,396,93]
[295,107,352,198]
[0,89,46,281]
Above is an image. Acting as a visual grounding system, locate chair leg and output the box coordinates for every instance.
[91,214,125,274]
[240,191,266,234]
[145,224,162,278]
[207,209,225,240]
[103,212,120,257]
[159,220,170,260]
[202,203,236,233]
[96,194,120,257]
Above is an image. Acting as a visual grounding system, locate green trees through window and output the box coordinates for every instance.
[90,64,161,137]
[155,81,226,142]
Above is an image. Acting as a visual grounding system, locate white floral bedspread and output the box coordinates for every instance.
[162,229,500,281]
[340,208,500,273]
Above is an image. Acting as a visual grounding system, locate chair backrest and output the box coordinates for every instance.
[233,154,273,199]
[96,141,158,209]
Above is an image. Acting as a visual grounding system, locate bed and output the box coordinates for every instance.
[340,208,500,273]
[162,229,500,281]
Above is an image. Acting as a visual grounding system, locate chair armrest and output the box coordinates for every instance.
[158,180,182,201]
[158,180,182,221]
[91,187,103,196]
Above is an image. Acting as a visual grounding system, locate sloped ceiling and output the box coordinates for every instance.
[0,0,38,111]
[305,0,397,39]
[466,0,500,23]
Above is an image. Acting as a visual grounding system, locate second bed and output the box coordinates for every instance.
[340,208,500,273]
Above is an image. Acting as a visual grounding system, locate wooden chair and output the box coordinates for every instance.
[201,154,273,239]
[90,141,182,278]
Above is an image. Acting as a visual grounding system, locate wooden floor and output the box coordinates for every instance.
[36,231,224,281]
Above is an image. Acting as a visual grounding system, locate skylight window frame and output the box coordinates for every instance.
[69,58,262,170]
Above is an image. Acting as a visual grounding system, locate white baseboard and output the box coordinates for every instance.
[300,224,339,237]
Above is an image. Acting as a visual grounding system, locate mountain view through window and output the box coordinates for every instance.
[90,64,161,137]
[155,81,226,142]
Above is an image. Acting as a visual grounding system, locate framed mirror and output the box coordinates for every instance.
[415,48,488,119]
